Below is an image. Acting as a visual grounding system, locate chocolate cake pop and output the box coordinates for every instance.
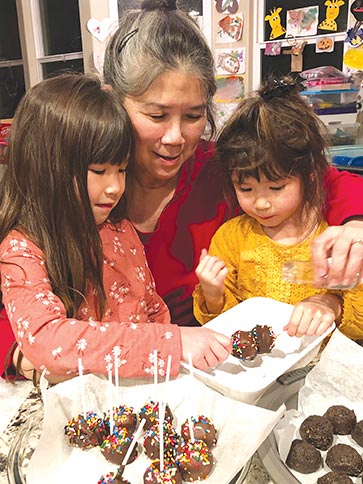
[177,440,214,481]
[351,420,363,447]
[64,411,107,449]
[98,469,131,484]
[231,330,258,361]
[252,324,276,353]
[286,439,322,474]
[299,414,334,450]
[181,415,217,448]
[144,460,182,484]
[143,421,180,460]
[105,405,138,433]
[139,401,173,430]
[326,443,363,476]
[317,472,353,484]
[324,405,357,435]
[101,428,138,465]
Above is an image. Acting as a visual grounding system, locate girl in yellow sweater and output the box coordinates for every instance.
[193,76,363,341]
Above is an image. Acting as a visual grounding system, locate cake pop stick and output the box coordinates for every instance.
[153,349,158,402]
[113,345,121,397]
[77,357,86,418]
[107,366,114,435]
[187,353,195,443]
[121,418,146,466]
[159,401,166,472]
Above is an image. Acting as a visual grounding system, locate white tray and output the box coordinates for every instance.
[182,297,334,403]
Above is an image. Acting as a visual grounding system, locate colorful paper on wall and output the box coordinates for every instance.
[215,48,246,75]
[286,6,319,37]
[265,7,286,40]
[215,75,245,103]
[316,36,334,52]
[318,0,345,31]
[217,14,244,42]
[215,0,240,15]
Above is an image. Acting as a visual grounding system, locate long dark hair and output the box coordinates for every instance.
[216,75,330,217]
[0,73,134,319]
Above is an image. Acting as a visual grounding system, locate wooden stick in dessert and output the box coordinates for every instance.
[121,418,146,467]
[187,353,195,443]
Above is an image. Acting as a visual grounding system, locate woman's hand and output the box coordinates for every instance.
[195,249,228,313]
[311,220,363,288]
[283,294,342,337]
[180,326,231,371]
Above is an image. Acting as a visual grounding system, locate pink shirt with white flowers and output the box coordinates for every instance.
[0,220,181,379]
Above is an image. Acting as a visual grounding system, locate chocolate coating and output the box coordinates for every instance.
[299,415,334,450]
[231,330,258,361]
[324,405,357,435]
[286,439,322,474]
[181,415,217,448]
[253,324,275,354]
[351,420,363,447]
[326,443,363,476]
[64,411,107,449]
[139,401,173,430]
[101,428,138,466]
[178,440,214,481]
[143,460,182,484]
[317,471,353,484]
[98,471,131,484]
[105,405,137,433]
[143,421,180,460]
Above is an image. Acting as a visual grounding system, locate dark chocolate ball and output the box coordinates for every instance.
[299,414,334,450]
[326,443,363,476]
[286,439,322,474]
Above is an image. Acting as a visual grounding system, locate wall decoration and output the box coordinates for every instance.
[344,45,363,68]
[86,17,114,43]
[318,0,345,32]
[265,42,282,56]
[265,7,286,40]
[215,75,245,102]
[215,48,246,75]
[217,14,244,43]
[286,6,319,37]
[316,36,334,52]
[283,40,307,72]
[215,0,239,15]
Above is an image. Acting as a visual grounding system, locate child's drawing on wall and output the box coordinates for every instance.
[286,6,319,37]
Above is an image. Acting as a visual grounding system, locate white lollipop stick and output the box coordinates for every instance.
[114,348,120,398]
[166,355,172,384]
[187,353,195,443]
[153,349,158,403]
[77,357,86,418]
[159,401,166,472]
[107,366,114,435]
[121,418,146,466]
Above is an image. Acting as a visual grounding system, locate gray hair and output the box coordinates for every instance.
[103,4,216,137]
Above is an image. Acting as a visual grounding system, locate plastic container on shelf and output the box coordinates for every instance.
[329,145,363,167]
[300,88,358,115]
[326,121,360,145]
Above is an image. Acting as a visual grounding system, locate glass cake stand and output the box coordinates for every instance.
[7,407,250,484]
[7,408,43,484]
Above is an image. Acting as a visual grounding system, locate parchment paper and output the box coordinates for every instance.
[274,329,363,483]
[26,372,285,484]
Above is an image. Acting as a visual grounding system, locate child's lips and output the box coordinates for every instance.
[97,203,114,209]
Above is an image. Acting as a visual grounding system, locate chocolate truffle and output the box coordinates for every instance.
[64,411,107,449]
[326,443,363,476]
[351,420,363,447]
[231,330,258,361]
[143,421,180,460]
[299,414,334,450]
[252,324,276,354]
[177,440,214,481]
[144,460,182,484]
[286,439,322,474]
[105,405,138,433]
[101,428,138,466]
[324,405,357,435]
[317,472,353,484]
[181,415,217,448]
[139,401,173,430]
[98,470,130,484]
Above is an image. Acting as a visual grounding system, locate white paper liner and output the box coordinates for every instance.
[26,373,285,484]
[274,329,363,483]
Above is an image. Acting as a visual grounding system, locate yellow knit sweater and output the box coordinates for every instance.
[193,215,363,340]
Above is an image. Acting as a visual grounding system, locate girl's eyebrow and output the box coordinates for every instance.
[143,102,206,111]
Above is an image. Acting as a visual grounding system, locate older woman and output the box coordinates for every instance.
[103,0,363,328]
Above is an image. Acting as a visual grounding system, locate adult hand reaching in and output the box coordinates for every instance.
[180,326,232,371]
[311,219,363,289]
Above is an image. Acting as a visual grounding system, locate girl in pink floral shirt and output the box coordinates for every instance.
[0,74,231,382]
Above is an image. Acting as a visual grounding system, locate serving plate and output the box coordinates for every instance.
[182,297,334,403]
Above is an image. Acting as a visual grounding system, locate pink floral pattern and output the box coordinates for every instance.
[0,220,181,379]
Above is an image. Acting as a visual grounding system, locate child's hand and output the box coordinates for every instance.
[180,326,232,371]
[195,249,228,304]
[283,294,341,337]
